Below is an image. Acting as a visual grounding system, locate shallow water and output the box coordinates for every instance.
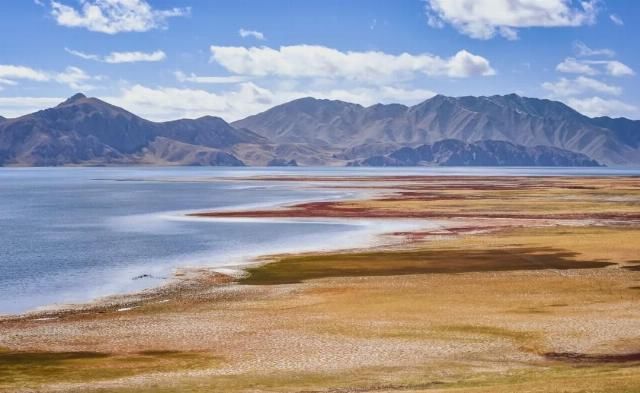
[1,166,639,314]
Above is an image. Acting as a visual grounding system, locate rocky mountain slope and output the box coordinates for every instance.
[0,94,260,166]
[349,139,601,167]
[233,94,639,166]
[0,93,637,166]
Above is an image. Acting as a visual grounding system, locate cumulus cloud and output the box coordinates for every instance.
[556,57,598,75]
[556,58,634,77]
[296,86,437,108]
[103,82,437,121]
[66,48,166,63]
[0,65,49,82]
[546,50,636,118]
[0,96,64,118]
[589,60,635,77]
[50,0,189,34]
[104,50,166,63]
[239,28,265,40]
[209,45,495,81]
[54,66,100,90]
[567,96,637,118]
[0,79,18,86]
[573,41,614,58]
[0,64,101,91]
[542,76,621,97]
[424,0,599,39]
[174,71,248,84]
[609,14,623,26]
[109,83,281,121]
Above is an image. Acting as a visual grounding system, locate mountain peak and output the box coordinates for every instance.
[287,96,364,108]
[58,93,88,106]
[195,115,225,122]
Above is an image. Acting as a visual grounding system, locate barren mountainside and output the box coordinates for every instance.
[0,94,259,166]
[349,139,601,167]
[0,93,638,166]
[233,94,639,165]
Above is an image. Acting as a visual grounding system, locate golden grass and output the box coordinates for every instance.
[0,348,221,390]
[349,180,640,216]
[4,177,640,392]
[59,364,640,393]
[195,176,640,220]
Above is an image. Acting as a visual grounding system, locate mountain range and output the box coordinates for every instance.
[0,93,638,167]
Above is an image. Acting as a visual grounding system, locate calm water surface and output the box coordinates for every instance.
[1,166,639,314]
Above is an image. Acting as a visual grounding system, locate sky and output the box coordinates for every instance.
[0,0,638,121]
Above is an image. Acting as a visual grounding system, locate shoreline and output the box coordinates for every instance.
[2,174,640,393]
[0,215,441,321]
[0,176,384,318]
[0,212,617,323]
[5,173,639,320]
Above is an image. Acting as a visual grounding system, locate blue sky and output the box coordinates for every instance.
[0,0,638,121]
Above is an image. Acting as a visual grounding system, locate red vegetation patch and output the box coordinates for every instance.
[545,352,640,363]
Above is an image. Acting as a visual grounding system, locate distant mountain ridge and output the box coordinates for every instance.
[0,93,638,166]
[0,93,261,166]
[349,139,601,167]
[233,94,640,166]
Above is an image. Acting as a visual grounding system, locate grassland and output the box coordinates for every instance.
[1,176,639,392]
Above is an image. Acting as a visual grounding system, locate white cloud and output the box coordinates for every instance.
[65,48,101,61]
[424,0,599,39]
[54,66,99,90]
[104,82,437,121]
[50,0,189,34]
[542,76,621,97]
[174,71,248,84]
[566,96,637,118]
[0,64,101,90]
[239,28,265,40]
[556,57,598,75]
[0,65,49,82]
[497,26,519,40]
[108,83,274,121]
[104,50,166,63]
[0,79,18,86]
[574,41,614,57]
[293,86,437,107]
[446,50,495,77]
[609,14,623,26]
[66,48,166,63]
[209,45,495,81]
[600,61,634,77]
[546,50,636,118]
[557,57,635,77]
[0,96,64,118]
[583,60,635,77]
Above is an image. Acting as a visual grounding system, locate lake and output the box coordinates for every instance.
[1,166,639,315]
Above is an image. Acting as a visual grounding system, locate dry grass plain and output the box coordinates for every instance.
[1,176,640,392]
